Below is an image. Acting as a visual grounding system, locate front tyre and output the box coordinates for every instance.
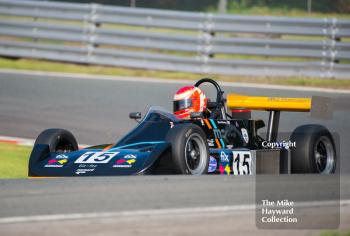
[166,124,209,175]
[34,128,78,153]
[290,124,336,174]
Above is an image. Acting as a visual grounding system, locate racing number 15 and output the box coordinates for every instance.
[232,151,251,175]
[75,152,119,164]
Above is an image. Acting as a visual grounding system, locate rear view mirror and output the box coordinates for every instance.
[129,112,141,121]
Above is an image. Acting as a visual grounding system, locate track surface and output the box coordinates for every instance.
[0,175,346,218]
[0,175,349,235]
[1,71,350,235]
[1,70,350,172]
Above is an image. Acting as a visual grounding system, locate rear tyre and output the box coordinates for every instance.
[34,128,78,153]
[166,124,209,175]
[290,125,336,174]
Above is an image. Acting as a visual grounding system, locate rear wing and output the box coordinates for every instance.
[227,93,332,119]
[227,93,333,141]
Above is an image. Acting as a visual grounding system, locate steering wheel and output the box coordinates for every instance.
[194,78,228,120]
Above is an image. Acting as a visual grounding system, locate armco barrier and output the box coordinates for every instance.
[0,0,349,78]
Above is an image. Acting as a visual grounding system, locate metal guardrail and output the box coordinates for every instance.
[0,0,349,78]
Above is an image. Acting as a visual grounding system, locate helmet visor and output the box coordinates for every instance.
[173,99,192,112]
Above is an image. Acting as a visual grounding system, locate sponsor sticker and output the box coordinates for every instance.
[124,154,136,159]
[219,164,231,175]
[113,154,137,168]
[220,151,229,162]
[45,154,69,168]
[208,156,217,173]
[207,139,215,147]
[241,128,249,143]
[75,168,95,175]
[225,164,231,175]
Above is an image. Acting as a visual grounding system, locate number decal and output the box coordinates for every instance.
[75,152,119,164]
[233,154,240,175]
[232,151,251,175]
[242,154,250,175]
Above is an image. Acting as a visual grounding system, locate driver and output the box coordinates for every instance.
[173,86,207,119]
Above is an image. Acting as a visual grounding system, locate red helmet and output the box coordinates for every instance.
[173,86,207,119]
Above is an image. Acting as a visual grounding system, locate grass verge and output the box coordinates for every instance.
[1,58,350,89]
[320,230,350,236]
[0,143,31,178]
[225,6,350,19]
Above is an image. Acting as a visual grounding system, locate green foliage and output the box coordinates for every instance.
[227,0,350,13]
[51,0,350,14]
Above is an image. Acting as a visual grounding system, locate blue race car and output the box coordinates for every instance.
[29,78,336,176]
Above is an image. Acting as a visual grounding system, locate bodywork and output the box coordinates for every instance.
[29,106,268,176]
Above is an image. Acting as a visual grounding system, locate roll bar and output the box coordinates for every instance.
[194,78,228,120]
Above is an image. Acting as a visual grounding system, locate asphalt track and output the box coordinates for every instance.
[1,70,350,235]
[1,70,350,172]
[0,175,349,236]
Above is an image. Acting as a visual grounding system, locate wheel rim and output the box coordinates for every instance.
[314,136,335,174]
[55,139,75,153]
[184,133,207,174]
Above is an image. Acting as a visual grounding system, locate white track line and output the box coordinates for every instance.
[0,200,349,224]
[1,68,350,94]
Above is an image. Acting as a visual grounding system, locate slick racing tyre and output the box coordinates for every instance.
[166,124,209,175]
[290,125,336,174]
[34,128,78,153]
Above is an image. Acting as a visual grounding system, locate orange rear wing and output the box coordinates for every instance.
[227,94,332,119]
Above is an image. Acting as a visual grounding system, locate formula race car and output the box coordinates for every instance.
[28,78,336,176]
